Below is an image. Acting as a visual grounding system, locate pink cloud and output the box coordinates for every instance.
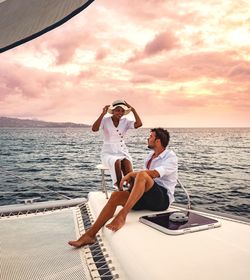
[228,63,250,81]
[102,0,202,26]
[130,76,154,84]
[129,31,180,62]
[126,51,250,83]
[204,82,250,111]
[0,61,66,100]
[145,32,179,55]
[45,29,98,65]
[95,48,109,60]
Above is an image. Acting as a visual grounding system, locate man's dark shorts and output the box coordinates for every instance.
[129,182,170,211]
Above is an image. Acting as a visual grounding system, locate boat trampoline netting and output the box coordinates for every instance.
[0,0,95,53]
[0,203,120,280]
[0,209,92,280]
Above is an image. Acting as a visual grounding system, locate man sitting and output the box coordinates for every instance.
[68,128,178,247]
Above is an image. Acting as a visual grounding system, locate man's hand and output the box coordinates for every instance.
[120,172,136,190]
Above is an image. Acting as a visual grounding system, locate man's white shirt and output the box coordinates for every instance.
[145,149,178,204]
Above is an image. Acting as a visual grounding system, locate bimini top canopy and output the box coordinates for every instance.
[0,0,95,53]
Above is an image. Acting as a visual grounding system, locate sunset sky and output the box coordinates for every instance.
[1,0,250,127]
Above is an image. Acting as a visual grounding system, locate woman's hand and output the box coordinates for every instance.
[92,105,110,131]
[102,105,110,115]
[125,101,142,128]
[124,101,133,110]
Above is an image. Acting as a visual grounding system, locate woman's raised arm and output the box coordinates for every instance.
[92,105,110,131]
[125,102,143,129]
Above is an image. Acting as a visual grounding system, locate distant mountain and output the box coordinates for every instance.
[0,117,90,128]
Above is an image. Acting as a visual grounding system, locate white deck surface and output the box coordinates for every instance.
[88,191,250,280]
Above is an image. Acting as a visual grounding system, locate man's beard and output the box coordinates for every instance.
[147,144,153,149]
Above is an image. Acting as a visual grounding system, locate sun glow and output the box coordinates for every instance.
[228,27,250,46]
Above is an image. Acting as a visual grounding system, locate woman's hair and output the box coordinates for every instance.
[151,128,170,147]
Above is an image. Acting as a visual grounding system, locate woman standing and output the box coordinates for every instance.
[92,100,142,190]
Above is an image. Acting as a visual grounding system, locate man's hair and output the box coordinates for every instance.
[151,128,170,148]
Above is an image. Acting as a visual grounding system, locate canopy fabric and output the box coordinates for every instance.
[0,0,95,53]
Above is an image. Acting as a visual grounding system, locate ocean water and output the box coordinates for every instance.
[0,127,249,220]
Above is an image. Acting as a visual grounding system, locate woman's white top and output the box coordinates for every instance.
[100,116,135,185]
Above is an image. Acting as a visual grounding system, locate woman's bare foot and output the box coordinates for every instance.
[68,233,96,248]
[106,212,126,232]
[114,182,123,191]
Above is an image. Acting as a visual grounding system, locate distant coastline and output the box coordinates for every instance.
[0,117,248,129]
[0,117,90,128]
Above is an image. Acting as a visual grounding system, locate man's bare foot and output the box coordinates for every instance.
[106,212,126,232]
[68,233,96,248]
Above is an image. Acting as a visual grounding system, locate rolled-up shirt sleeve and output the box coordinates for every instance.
[100,117,106,130]
[126,119,135,130]
[154,155,178,178]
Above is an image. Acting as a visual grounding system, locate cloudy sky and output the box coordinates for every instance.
[1,0,250,127]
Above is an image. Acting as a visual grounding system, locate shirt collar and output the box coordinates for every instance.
[147,148,169,160]
[157,148,169,159]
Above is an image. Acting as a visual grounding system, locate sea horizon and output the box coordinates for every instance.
[0,127,249,220]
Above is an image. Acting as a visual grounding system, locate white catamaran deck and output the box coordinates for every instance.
[1,192,250,280]
[87,192,250,280]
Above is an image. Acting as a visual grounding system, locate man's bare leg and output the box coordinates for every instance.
[106,171,154,232]
[68,191,130,247]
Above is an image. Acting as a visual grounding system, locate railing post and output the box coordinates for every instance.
[96,164,109,199]
[177,179,191,209]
